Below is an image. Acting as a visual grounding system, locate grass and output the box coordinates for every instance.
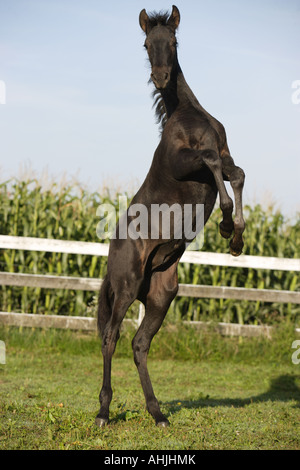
[0,325,299,450]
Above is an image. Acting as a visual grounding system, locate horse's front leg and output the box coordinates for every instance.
[172,147,235,250]
[221,153,246,256]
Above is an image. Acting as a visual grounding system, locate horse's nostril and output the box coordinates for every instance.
[151,71,169,87]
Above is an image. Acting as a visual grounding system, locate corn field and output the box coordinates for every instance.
[0,178,299,326]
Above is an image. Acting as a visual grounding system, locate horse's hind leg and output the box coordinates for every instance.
[95,281,140,427]
[132,262,179,427]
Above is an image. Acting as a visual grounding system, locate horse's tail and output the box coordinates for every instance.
[97,275,113,336]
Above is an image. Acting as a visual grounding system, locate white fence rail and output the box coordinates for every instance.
[0,235,299,337]
[1,235,299,271]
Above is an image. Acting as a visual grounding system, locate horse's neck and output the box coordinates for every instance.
[177,72,203,110]
[161,66,205,118]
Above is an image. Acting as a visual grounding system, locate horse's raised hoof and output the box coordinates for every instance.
[219,222,233,239]
[230,248,242,257]
[156,419,170,428]
[220,228,232,239]
[229,239,243,257]
[95,417,109,428]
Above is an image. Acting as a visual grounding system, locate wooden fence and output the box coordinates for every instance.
[0,235,299,338]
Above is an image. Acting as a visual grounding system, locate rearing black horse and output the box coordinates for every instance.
[95,5,245,427]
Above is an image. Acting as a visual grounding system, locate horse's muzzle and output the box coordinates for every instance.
[151,70,170,90]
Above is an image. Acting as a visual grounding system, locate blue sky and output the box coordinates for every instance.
[0,0,299,216]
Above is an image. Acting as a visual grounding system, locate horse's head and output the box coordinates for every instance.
[139,5,180,90]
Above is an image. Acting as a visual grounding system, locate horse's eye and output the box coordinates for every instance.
[144,43,148,50]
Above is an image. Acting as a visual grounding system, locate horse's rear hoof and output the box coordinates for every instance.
[95,417,109,428]
[156,419,170,428]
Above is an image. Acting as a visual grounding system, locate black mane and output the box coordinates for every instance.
[147,10,169,28]
[152,88,168,132]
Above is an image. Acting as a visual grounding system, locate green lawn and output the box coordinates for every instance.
[0,325,299,450]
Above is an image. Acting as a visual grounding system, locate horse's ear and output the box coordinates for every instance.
[167,5,180,31]
[139,9,149,34]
